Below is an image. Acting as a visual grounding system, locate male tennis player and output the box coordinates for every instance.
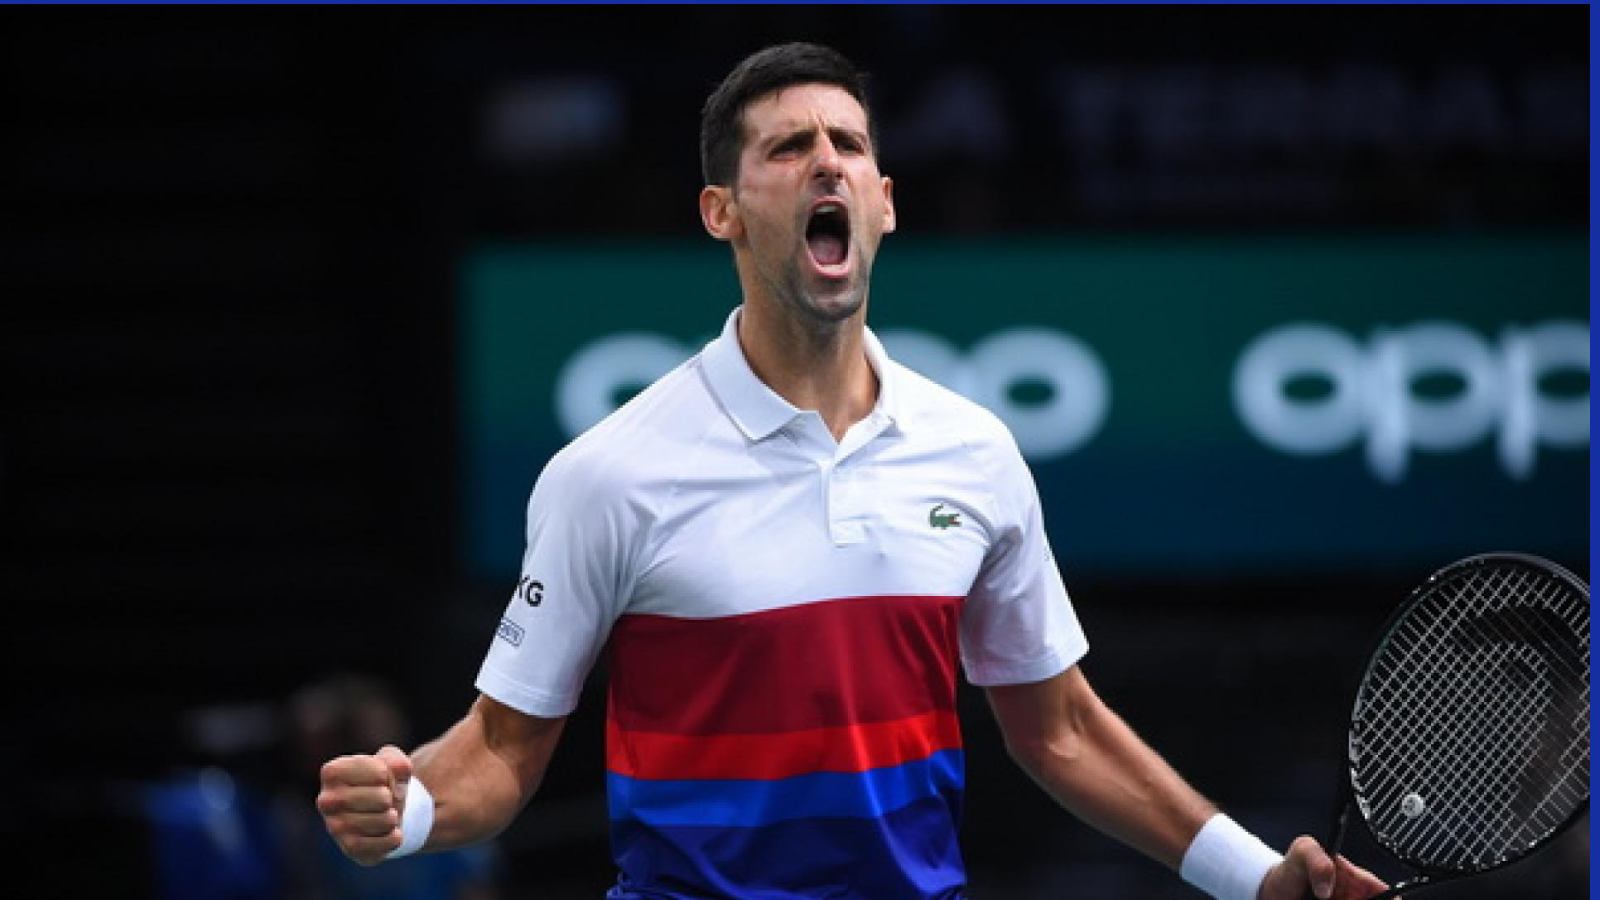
[317,43,1388,900]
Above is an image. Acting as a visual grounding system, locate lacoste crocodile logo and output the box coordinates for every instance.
[928,503,961,530]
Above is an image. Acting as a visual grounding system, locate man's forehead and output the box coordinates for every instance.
[743,83,869,135]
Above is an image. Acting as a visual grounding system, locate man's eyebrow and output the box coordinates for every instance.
[827,125,869,145]
[758,123,817,150]
[758,122,870,152]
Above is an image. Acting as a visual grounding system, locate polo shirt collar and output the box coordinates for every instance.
[701,307,903,443]
[860,323,902,435]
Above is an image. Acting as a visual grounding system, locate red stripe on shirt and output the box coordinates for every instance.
[606,594,963,735]
[607,708,963,781]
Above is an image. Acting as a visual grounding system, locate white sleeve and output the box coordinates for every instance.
[959,427,1089,686]
[475,444,643,717]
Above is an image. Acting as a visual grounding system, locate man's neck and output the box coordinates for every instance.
[736,300,879,443]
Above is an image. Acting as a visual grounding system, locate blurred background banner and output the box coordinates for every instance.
[463,236,1587,580]
[2,5,1588,899]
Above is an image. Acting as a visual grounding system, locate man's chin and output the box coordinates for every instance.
[772,267,865,325]
[796,274,865,321]
[803,290,864,324]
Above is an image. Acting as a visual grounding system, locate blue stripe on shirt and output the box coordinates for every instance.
[607,793,968,899]
[606,748,965,828]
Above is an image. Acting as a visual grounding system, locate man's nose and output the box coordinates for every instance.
[811,136,844,182]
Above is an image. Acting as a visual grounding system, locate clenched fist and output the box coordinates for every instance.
[316,744,415,865]
[1259,836,1390,900]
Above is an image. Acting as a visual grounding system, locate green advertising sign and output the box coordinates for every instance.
[462,235,1587,582]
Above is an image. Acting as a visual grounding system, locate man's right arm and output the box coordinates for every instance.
[317,693,566,865]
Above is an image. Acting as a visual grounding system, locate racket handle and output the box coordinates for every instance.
[1305,877,1408,890]
[1327,801,1350,857]
[1360,874,1426,900]
[1302,880,1411,900]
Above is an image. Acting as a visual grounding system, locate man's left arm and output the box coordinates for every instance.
[985,665,1387,900]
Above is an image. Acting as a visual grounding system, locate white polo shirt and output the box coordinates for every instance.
[476,306,1088,899]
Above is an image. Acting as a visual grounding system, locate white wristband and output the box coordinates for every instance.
[384,775,435,860]
[1180,813,1283,900]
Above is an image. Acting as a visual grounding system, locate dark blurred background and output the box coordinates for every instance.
[2,6,1588,899]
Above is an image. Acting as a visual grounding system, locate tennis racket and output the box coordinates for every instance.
[1316,552,1589,899]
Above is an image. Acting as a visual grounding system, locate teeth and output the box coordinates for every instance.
[815,203,841,215]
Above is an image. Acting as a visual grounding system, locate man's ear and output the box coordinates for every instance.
[699,185,741,241]
[880,176,897,235]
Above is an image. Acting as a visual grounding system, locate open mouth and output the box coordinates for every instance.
[805,202,851,272]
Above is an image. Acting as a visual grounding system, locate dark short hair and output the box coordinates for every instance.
[700,42,875,187]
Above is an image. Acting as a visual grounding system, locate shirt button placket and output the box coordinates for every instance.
[829,460,866,546]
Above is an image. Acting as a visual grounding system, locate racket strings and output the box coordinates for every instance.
[1387,569,1585,862]
[1421,570,1588,853]
[1351,564,1588,872]
[1363,607,1559,864]
[1361,590,1546,863]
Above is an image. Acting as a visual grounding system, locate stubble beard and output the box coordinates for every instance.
[772,255,869,335]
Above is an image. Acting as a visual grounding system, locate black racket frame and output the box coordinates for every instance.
[1322,552,1590,899]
